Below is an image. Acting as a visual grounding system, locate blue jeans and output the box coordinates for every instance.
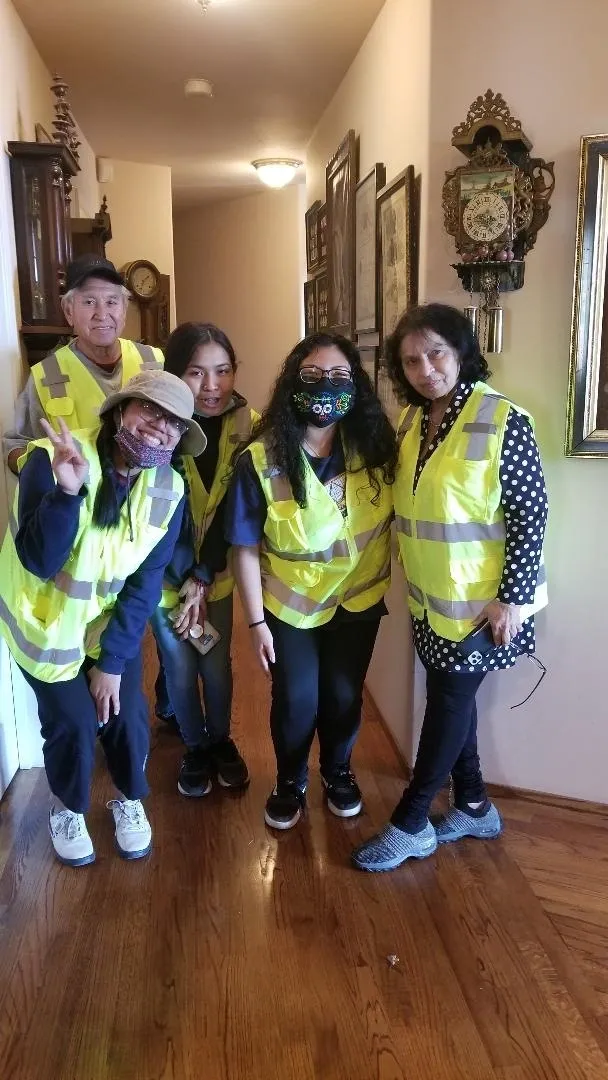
[150,594,233,749]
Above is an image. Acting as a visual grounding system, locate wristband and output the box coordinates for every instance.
[248,618,266,629]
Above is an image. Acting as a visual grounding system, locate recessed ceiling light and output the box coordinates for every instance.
[251,159,302,189]
[184,78,214,98]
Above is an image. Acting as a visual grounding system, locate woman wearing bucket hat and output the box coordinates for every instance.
[0,370,205,868]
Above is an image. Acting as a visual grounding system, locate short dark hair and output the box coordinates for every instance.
[385,303,491,406]
[163,322,237,379]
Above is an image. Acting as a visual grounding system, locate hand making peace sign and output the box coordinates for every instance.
[39,418,89,496]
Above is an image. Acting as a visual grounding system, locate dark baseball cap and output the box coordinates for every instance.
[64,254,125,292]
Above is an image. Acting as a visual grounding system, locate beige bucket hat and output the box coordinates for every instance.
[100,370,207,457]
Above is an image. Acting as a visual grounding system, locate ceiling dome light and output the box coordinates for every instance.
[251,159,302,189]
[184,78,214,97]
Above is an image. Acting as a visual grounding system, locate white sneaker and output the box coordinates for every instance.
[107,799,152,860]
[49,807,95,867]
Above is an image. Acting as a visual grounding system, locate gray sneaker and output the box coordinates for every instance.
[433,803,502,844]
[351,820,437,872]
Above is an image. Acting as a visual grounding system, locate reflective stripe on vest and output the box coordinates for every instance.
[250,437,392,628]
[394,384,546,640]
[396,518,506,543]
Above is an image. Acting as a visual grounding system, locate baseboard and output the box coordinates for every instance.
[364,687,608,819]
[486,782,608,817]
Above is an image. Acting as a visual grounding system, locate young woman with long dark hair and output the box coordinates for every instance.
[0,371,204,866]
[225,332,398,830]
[151,323,258,797]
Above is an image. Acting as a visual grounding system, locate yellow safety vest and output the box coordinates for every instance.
[0,433,183,683]
[31,338,163,432]
[161,404,258,608]
[394,382,548,641]
[249,437,393,629]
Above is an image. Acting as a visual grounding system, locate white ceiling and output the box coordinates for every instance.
[13,0,386,207]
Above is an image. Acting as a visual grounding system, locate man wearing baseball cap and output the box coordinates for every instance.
[4,253,163,474]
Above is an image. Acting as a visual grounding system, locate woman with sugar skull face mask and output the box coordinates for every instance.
[226,332,397,831]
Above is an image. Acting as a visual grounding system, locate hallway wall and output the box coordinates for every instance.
[306,0,433,763]
[173,184,305,413]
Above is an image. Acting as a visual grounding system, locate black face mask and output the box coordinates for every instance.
[292,378,355,427]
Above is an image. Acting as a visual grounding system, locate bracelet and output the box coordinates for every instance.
[248,618,266,629]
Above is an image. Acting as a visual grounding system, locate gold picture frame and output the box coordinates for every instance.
[566,134,608,456]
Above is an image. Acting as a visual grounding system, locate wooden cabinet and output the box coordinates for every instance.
[8,140,79,364]
[70,197,112,260]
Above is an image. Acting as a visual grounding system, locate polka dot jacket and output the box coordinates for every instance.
[410,381,548,674]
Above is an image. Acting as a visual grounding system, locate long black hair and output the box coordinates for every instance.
[385,303,491,406]
[163,322,237,379]
[238,332,398,507]
[92,412,123,529]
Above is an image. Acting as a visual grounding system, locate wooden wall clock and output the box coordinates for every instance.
[442,90,555,351]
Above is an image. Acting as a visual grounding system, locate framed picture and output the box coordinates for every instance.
[355,164,386,334]
[305,200,322,275]
[304,278,316,335]
[377,362,402,429]
[377,166,418,349]
[326,130,358,337]
[566,134,608,456]
[359,345,378,392]
[318,203,327,268]
[315,272,329,330]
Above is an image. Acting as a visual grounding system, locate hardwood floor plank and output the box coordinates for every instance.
[0,608,607,1079]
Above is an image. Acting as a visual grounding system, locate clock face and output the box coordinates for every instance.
[462,191,510,243]
[130,263,159,299]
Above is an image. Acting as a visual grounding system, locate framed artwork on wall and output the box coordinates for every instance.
[359,345,378,392]
[304,278,316,335]
[326,130,358,337]
[318,203,328,268]
[355,164,386,334]
[315,272,329,331]
[305,200,322,275]
[377,165,418,349]
[566,134,608,456]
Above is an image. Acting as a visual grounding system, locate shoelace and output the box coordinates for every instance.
[328,768,357,794]
[52,810,84,841]
[107,800,145,831]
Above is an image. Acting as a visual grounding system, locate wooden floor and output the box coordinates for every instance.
[2,616,608,1079]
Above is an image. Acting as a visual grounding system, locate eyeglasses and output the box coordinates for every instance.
[138,400,189,436]
[299,366,353,386]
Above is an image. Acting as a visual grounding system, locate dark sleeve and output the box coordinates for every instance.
[224,451,268,547]
[97,495,185,674]
[192,497,229,585]
[497,411,548,605]
[15,448,86,579]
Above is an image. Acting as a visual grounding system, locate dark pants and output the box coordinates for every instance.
[391,667,487,831]
[265,609,380,787]
[154,645,173,719]
[19,652,150,814]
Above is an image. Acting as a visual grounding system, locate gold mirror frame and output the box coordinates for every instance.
[566,134,608,456]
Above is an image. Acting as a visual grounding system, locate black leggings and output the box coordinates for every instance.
[391,667,487,830]
[19,652,150,814]
[265,609,381,787]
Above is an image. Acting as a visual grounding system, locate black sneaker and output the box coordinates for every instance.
[321,767,363,818]
[177,747,212,797]
[210,738,250,790]
[264,781,306,830]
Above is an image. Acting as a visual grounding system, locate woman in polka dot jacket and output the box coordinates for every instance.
[353,304,548,872]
